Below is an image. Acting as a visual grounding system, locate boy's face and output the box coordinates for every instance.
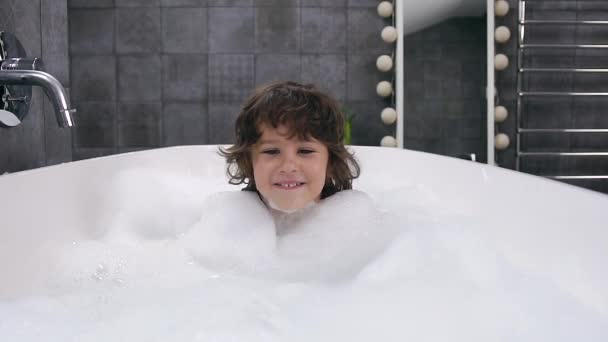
[251,123,329,212]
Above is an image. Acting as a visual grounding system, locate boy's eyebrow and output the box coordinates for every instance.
[256,138,316,145]
[256,139,278,145]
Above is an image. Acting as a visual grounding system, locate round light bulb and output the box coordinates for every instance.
[376,81,393,97]
[381,26,398,43]
[376,55,393,72]
[495,26,511,43]
[495,0,510,16]
[495,105,508,122]
[381,107,397,124]
[377,1,394,18]
[381,135,397,147]
[495,54,509,70]
[495,133,510,150]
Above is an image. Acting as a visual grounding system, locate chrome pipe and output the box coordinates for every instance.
[547,175,608,180]
[521,20,608,25]
[519,128,608,133]
[515,0,525,171]
[522,44,608,49]
[0,70,74,127]
[519,152,608,156]
[520,68,608,73]
[520,91,608,96]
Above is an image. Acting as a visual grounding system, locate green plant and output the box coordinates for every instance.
[343,108,356,145]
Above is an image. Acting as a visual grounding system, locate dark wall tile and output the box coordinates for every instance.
[301,54,346,101]
[302,0,346,6]
[347,0,376,7]
[208,7,254,53]
[301,7,346,53]
[208,102,240,143]
[347,54,383,101]
[42,0,70,85]
[115,0,160,6]
[255,6,300,53]
[69,0,114,8]
[256,0,298,6]
[116,8,161,53]
[208,0,252,5]
[0,0,42,57]
[161,0,206,6]
[71,55,116,101]
[163,103,208,145]
[162,7,207,53]
[347,8,389,54]
[118,103,161,147]
[162,54,208,101]
[73,148,116,161]
[118,55,162,102]
[255,54,301,85]
[71,101,117,148]
[208,54,254,102]
[69,9,114,55]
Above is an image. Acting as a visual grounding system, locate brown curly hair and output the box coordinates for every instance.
[219,81,360,199]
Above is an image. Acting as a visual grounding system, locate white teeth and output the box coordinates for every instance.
[279,183,300,188]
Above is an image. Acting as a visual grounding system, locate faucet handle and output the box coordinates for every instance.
[1,57,45,71]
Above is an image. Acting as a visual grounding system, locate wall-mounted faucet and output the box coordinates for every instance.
[0,31,75,128]
[0,58,75,128]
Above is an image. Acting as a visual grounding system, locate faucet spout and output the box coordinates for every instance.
[0,70,75,127]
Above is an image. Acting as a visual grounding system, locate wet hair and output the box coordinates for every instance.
[219,81,360,199]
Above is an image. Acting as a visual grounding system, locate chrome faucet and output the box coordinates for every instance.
[0,58,75,127]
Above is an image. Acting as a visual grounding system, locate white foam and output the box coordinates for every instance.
[1,169,607,341]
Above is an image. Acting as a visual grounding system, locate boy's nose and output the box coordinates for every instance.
[279,153,299,173]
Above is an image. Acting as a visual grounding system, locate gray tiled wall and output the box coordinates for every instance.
[67,0,400,159]
[496,0,608,193]
[2,0,488,174]
[0,0,72,173]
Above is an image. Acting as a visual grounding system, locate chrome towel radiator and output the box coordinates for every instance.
[516,0,608,186]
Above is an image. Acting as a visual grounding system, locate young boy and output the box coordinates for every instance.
[220,81,360,213]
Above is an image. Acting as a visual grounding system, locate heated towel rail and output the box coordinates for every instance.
[516,0,608,185]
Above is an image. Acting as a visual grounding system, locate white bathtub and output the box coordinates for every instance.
[0,145,607,341]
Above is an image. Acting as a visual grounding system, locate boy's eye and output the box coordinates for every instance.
[262,149,279,155]
[298,149,315,155]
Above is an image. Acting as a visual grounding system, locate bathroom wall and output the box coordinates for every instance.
[68,0,487,161]
[67,0,395,160]
[496,0,608,193]
[1,0,487,173]
[0,0,72,173]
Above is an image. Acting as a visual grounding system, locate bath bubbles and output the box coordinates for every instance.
[272,190,399,282]
[183,190,398,282]
[182,191,277,275]
[92,264,109,281]
[99,168,223,240]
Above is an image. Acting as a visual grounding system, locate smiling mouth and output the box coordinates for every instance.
[274,182,304,189]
